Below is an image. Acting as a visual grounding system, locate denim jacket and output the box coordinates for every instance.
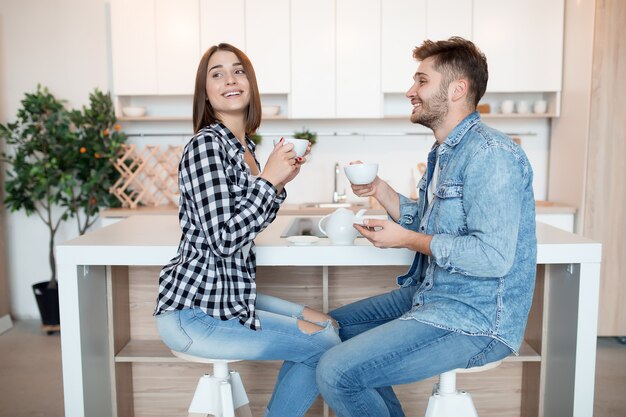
[397,112,537,353]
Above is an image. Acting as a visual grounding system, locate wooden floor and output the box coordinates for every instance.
[0,320,624,417]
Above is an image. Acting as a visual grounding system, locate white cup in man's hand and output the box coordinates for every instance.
[344,163,379,185]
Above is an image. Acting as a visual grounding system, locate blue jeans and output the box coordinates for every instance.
[317,286,512,417]
[156,293,341,417]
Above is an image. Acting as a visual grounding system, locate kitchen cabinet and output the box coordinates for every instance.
[336,0,381,118]
[155,0,199,95]
[473,0,564,92]
[244,0,290,94]
[110,0,198,96]
[110,0,157,95]
[382,0,473,94]
[292,0,382,118]
[199,0,245,53]
[290,0,336,118]
[381,0,426,94]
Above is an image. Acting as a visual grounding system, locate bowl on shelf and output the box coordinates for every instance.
[122,106,147,117]
[262,105,280,116]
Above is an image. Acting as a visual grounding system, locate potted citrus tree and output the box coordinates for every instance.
[0,85,125,330]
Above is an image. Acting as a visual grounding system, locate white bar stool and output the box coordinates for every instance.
[424,360,503,417]
[171,350,252,417]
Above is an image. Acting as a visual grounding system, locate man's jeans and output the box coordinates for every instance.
[317,286,512,417]
[156,293,341,417]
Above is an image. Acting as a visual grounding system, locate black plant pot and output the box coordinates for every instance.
[32,281,60,329]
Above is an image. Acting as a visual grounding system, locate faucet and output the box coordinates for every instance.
[332,162,347,203]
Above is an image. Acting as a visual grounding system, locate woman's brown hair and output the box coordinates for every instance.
[192,43,262,134]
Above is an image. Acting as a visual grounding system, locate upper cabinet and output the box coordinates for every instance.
[110,0,158,95]
[382,0,473,94]
[111,0,198,95]
[109,0,565,117]
[244,0,290,94]
[199,0,245,52]
[290,0,336,118]
[155,0,199,95]
[336,0,381,118]
[474,0,564,92]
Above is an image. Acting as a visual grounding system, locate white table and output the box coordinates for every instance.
[57,215,601,417]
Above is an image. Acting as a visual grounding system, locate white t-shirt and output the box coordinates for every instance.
[427,153,439,206]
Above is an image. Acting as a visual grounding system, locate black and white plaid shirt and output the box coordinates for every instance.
[155,123,286,329]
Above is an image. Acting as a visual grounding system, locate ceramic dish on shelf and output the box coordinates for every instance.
[122,106,147,117]
[262,105,280,116]
[286,235,319,245]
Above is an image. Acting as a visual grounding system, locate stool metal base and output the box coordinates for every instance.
[424,384,478,417]
[188,371,250,417]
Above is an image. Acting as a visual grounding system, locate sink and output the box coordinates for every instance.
[299,202,368,209]
[281,217,364,238]
[281,217,325,237]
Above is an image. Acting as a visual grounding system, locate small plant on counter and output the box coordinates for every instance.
[248,132,262,146]
[293,127,317,146]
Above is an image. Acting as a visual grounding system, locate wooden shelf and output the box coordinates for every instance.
[119,114,553,122]
[115,338,540,363]
[118,115,288,122]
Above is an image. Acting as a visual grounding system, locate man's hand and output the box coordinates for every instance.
[354,219,432,255]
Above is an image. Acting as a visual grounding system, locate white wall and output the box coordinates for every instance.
[0,0,110,319]
[0,0,551,319]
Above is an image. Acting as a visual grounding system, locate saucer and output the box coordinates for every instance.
[286,236,320,245]
[353,215,388,225]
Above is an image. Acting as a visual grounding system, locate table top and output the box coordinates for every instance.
[58,214,601,267]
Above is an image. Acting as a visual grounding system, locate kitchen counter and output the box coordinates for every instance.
[57,215,600,417]
[100,199,577,218]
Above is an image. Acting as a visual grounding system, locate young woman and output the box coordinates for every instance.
[155,43,340,416]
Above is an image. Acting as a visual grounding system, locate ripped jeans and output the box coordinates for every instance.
[156,293,341,417]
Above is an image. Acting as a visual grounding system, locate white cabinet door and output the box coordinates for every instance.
[290,0,335,118]
[155,0,199,95]
[382,0,426,93]
[245,0,290,94]
[427,0,473,41]
[110,0,157,95]
[199,0,245,53]
[336,0,381,118]
[473,0,564,92]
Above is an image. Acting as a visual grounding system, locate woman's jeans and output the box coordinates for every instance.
[316,286,512,417]
[156,293,341,417]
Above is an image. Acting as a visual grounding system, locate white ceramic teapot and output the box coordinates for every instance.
[318,208,366,245]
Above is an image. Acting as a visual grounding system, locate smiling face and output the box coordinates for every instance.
[406,57,450,130]
[205,50,251,119]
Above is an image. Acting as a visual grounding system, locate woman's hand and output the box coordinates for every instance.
[280,142,311,186]
[260,138,297,186]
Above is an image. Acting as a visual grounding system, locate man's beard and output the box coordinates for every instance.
[411,84,449,131]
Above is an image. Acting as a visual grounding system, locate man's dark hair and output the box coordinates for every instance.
[413,37,488,107]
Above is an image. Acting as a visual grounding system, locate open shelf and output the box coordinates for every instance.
[115,338,541,363]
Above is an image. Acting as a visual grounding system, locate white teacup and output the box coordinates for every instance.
[273,137,309,157]
[500,100,514,114]
[516,100,530,114]
[344,163,379,185]
[533,100,548,114]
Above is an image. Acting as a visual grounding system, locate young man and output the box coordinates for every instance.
[316,37,537,417]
